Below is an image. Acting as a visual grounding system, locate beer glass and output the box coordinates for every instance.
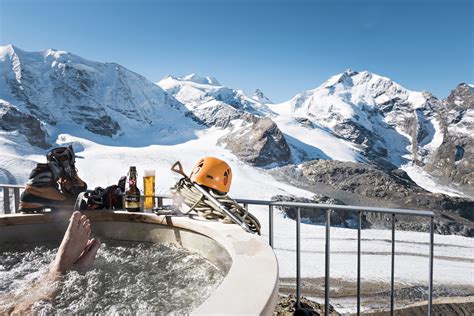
[143,169,156,211]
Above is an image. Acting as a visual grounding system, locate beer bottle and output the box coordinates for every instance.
[125,166,141,212]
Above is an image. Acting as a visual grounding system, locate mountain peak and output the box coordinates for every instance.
[343,68,359,76]
[42,47,69,59]
[179,73,221,86]
[323,70,359,88]
[0,44,17,59]
[3,43,15,51]
[252,89,273,104]
[457,82,474,93]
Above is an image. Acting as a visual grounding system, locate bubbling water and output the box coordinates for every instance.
[0,240,225,314]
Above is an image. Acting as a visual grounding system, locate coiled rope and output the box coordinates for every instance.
[170,177,261,235]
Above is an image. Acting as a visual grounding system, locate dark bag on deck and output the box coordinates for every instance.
[76,176,126,210]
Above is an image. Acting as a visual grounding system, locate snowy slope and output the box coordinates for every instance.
[271,114,361,162]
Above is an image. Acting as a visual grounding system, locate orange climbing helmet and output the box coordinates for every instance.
[190,157,232,193]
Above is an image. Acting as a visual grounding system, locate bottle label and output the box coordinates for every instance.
[125,195,140,209]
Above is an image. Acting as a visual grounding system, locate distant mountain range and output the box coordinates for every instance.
[0,44,472,198]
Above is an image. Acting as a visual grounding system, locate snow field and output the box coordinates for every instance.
[253,204,473,286]
[271,114,361,162]
[401,163,468,197]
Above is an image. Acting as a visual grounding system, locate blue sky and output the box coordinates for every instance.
[1,0,472,102]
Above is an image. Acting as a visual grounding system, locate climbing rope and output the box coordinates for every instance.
[170,177,261,235]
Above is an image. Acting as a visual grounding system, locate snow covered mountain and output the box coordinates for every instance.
[266,70,473,195]
[157,73,274,123]
[268,69,443,170]
[0,44,200,148]
[157,74,290,166]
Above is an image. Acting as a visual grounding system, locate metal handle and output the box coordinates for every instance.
[171,161,187,178]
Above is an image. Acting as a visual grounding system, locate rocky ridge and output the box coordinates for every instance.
[217,117,291,166]
[272,160,474,236]
[425,83,474,193]
[0,100,50,148]
[271,194,371,228]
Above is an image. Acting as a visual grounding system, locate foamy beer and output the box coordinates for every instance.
[143,169,156,210]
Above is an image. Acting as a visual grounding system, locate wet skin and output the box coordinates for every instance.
[51,211,101,274]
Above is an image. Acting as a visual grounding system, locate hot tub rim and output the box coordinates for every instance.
[0,211,279,315]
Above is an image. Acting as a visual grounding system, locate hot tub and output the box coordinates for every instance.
[0,211,279,315]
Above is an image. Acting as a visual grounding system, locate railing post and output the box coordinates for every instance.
[296,207,301,308]
[3,187,10,214]
[357,211,362,316]
[325,209,331,316]
[428,216,434,316]
[269,205,274,248]
[157,197,163,208]
[390,214,396,316]
[13,187,20,213]
[140,195,145,210]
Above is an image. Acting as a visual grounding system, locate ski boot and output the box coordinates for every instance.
[47,146,87,199]
[19,146,87,213]
[19,163,70,213]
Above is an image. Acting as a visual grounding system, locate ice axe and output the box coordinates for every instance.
[171,161,253,233]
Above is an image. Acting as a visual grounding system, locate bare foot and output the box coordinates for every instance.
[50,211,96,274]
[74,238,101,268]
[5,212,101,314]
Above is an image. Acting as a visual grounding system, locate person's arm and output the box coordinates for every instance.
[5,270,62,314]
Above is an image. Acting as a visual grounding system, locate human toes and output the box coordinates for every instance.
[67,211,82,232]
[74,217,91,242]
[76,239,101,266]
[82,220,91,239]
[83,239,94,252]
[78,215,88,227]
[89,239,100,255]
[86,239,101,262]
[77,217,90,233]
[82,218,91,228]
[83,219,91,235]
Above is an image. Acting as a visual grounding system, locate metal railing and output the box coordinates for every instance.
[235,199,435,316]
[0,184,24,214]
[0,185,435,315]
